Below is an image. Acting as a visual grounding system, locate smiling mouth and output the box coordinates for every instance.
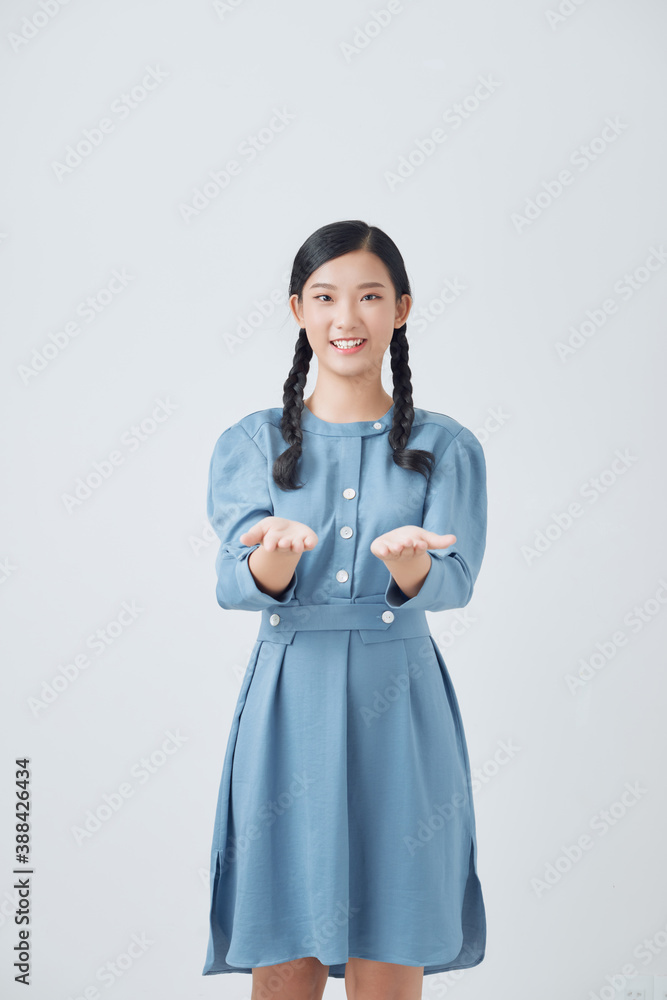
[330,338,367,352]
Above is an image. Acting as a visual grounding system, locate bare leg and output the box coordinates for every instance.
[344,957,424,1000]
[251,956,329,1000]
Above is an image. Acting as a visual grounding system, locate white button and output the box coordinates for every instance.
[343,488,356,499]
[336,570,349,583]
[340,526,353,539]
[373,422,382,429]
[381,610,394,623]
[269,613,281,626]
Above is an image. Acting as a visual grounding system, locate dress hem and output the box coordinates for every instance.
[202,947,485,979]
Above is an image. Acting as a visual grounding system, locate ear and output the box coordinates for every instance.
[395,293,412,327]
[289,293,304,328]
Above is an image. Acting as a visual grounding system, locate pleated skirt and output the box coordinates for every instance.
[201,628,486,978]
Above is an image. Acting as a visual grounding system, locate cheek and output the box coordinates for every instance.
[369,307,399,341]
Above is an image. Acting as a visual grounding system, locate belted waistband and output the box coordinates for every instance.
[257,603,431,645]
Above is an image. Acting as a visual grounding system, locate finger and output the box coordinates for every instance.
[423,532,456,546]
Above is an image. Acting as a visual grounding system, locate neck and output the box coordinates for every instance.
[304,387,394,424]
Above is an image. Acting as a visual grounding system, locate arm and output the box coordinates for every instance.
[383,426,488,612]
[207,423,300,611]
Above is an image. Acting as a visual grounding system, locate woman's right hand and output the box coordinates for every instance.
[240,516,319,555]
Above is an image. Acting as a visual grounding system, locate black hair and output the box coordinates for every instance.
[273,219,436,491]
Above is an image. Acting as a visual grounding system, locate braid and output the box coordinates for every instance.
[272,324,435,491]
[272,328,312,491]
[388,326,435,479]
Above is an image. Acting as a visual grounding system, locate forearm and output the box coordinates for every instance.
[387,551,432,600]
[247,545,300,600]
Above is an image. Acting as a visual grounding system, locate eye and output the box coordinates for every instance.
[314,293,380,302]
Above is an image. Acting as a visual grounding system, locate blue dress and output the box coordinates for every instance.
[201,401,488,979]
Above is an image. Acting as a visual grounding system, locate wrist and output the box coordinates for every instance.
[385,550,432,600]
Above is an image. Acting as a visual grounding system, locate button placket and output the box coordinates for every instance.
[335,437,361,597]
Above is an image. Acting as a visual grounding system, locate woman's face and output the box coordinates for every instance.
[289,250,411,381]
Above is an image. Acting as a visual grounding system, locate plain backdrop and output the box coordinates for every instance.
[1,1,666,998]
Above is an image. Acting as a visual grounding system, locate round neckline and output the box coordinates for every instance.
[298,401,395,437]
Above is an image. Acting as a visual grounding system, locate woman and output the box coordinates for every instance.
[202,220,488,1000]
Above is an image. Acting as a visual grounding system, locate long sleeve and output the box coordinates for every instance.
[207,423,299,611]
[383,426,487,613]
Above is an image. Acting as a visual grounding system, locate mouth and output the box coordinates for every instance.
[330,338,367,354]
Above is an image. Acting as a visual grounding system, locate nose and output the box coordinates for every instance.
[334,302,361,334]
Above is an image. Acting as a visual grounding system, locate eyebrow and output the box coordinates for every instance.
[308,281,386,290]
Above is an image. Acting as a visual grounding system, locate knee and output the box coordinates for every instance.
[251,956,328,1000]
[345,957,424,1000]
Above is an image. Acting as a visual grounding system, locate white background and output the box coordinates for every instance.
[1,1,666,998]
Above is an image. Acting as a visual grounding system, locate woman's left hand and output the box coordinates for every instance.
[370,526,456,562]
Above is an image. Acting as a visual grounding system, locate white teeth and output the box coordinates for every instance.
[332,339,364,348]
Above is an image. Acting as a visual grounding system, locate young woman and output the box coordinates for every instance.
[201,220,488,1000]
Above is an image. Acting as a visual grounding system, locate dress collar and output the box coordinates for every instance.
[296,402,395,437]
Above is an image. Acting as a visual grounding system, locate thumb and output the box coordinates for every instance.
[423,531,456,548]
[239,524,263,546]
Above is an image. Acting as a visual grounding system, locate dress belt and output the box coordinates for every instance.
[257,603,432,645]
